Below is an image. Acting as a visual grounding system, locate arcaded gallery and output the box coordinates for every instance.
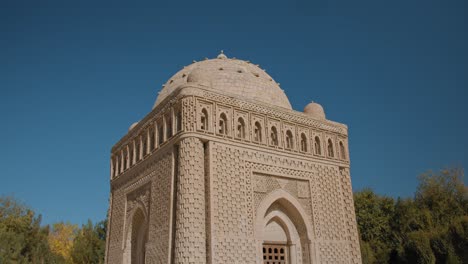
[105,52,362,264]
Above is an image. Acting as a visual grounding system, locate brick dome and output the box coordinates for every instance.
[304,102,326,120]
[153,52,292,110]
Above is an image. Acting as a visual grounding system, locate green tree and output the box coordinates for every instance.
[360,239,376,264]
[429,229,460,264]
[0,196,58,264]
[356,166,468,263]
[391,198,432,242]
[415,167,468,227]
[70,219,106,264]
[448,216,468,262]
[403,231,435,264]
[354,188,396,262]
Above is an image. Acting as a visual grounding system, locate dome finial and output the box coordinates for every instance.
[217,50,227,59]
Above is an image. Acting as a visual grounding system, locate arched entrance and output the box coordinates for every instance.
[123,207,148,264]
[256,189,313,264]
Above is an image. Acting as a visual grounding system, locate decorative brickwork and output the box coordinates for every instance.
[318,242,350,264]
[107,188,126,264]
[146,151,173,263]
[182,97,197,132]
[106,53,361,264]
[340,168,362,264]
[209,142,256,263]
[174,138,206,263]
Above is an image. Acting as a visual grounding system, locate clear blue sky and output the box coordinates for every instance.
[1,0,467,226]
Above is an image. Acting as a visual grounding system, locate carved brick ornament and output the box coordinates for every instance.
[105,53,361,264]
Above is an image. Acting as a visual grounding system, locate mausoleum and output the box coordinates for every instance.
[105,52,362,264]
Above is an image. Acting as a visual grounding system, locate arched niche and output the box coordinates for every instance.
[255,189,314,264]
[123,204,148,264]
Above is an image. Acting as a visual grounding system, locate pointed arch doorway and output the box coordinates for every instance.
[262,219,290,264]
[256,189,314,264]
[123,207,148,264]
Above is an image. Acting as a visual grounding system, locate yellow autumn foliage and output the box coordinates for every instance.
[48,222,78,263]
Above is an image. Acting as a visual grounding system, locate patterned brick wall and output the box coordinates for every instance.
[339,168,362,264]
[209,142,257,263]
[208,142,361,264]
[106,150,174,264]
[146,151,173,263]
[107,188,126,264]
[173,137,206,263]
[314,166,346,241]
[318,242,351,264]
[182,97,196,132]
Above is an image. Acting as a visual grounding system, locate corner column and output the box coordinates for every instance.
[174,137,206,263]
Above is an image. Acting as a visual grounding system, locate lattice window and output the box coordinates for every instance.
[263,244,287,264]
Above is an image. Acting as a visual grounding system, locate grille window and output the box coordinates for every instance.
[263,244,287,264]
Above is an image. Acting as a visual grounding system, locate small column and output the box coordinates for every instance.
[126,145,130,168]
[174,137,206,263]
[110,157,114,179]
[153,122,158,149]
[146,129,151,153]
[120,150,124,173]
[288,242,297,264]
[139,135,143,160]
[162,116,166,143]
[115,158,119,176]
[132,140,137,165]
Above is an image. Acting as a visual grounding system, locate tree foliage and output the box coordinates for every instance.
[0,196,107,264]
[1,166,466,263]
[356,167,468,264]
[0,196,56,263]
[48,222,78,263]
[70,220,106,264]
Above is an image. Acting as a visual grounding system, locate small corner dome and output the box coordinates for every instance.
[153,52,292,110]
[129,121,139,131]
[304,102,326,120]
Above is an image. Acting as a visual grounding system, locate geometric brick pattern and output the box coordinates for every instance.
[339,168,362,264]
[315,166,346,241]
[106,55,361,264]
[319,242,351,264]
[147,151,173,263]
[173,137,206,263]
[210,142,256,263]
[106,188,126,264]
